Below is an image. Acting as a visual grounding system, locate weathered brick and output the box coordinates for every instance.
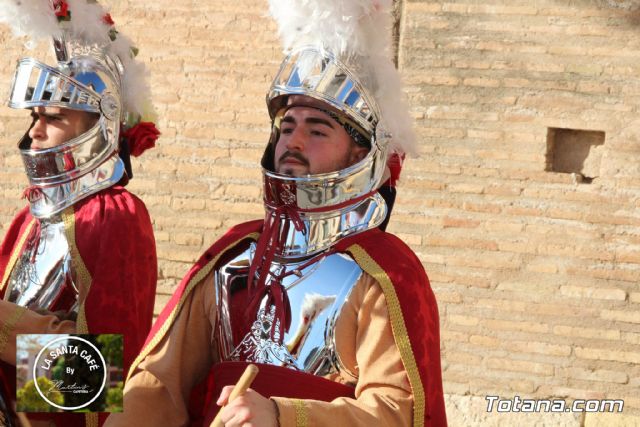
[469,334,500,348]
[158,261,192,280]
[575,347,640,364]
[171,198,207,211]
[496,281,557,294]
[172,232,204,246]
[482,319,549,334]
[585,414,640,427]
[446,351,482,366]
[154,231,170,242]
[485,357,554,376]
[564,367,628,384]
[553,325,620,341]
[441,330,469,344]
[435,290,463,304]
[600,309,640,324]
[560,285,627,301]
[537,386,605,401]
[462,77,501,88]
[449,315,480,327]
[508,340,572,357]
[442,217,481,229]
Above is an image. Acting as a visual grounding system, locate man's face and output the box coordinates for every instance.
[274,106,368,176]
[28,106,97,150]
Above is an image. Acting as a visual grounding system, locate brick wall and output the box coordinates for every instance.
[1,0,638,424]
[402,0,640,424]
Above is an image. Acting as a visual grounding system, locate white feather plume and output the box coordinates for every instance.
[65,0,111,46]
[0,0,154,121]
[0,0,60,41]
[269,0,415,156]
[269,0,393,58]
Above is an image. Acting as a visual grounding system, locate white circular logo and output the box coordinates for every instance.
[32,336,107,410]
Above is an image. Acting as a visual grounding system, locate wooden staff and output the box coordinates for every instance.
[210,364,259,427]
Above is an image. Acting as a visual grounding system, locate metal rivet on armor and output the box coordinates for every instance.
[99,94,119,121]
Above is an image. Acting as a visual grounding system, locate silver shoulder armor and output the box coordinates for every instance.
[4,217,78,315]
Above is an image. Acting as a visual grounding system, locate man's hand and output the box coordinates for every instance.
[217,386,278,427]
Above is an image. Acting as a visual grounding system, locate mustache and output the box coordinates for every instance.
[278,151,309,166]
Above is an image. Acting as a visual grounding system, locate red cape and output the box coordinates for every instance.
[132,220,446,427]
[0,186,157,427]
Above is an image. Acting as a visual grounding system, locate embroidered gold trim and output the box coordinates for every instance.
[0,305,27,354]
[85,412,99,427]
[126,233,260,383]
[292,399,308,427]
[0,219,36,292]
[348,244,426,427]
[62,207,93,334]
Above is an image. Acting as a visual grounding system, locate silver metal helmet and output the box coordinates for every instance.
[263,0,415,219]
[9,35,125,218]
[2,0,157,219]
[262,46,391,214]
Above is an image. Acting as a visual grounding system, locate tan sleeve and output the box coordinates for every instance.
[105,272,216,427]
[272,272,413,427]
[0,300,76,365]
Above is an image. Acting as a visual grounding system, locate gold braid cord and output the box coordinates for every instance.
[0,305,27,355]
[85,413,99,427]
[347,244,426,427]
[292,399,308,427]
[61,207,92,334]
[61,208,98,427]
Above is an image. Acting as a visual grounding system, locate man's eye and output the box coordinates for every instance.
[310,130,327,137]
[281,127,293,134]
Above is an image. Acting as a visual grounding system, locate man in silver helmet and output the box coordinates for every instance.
[109,1,445,426]
[28,106,98,150]
[0,1,159,425]
[273,98,369,176]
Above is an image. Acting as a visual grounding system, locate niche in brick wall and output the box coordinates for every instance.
[545,128,605,183]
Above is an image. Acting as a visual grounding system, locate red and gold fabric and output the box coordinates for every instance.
[0,186,157,427]
[115,220,446,427]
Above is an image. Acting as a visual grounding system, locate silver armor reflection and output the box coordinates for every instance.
[10,50,125,219]
[213,244,362,378]
[212,184,385,377]
[268,192,386,258]
[4,217,78,315]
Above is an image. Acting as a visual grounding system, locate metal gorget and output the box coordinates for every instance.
[262,180,387,258]
[212,243,363,378]
[4,216,78,315]
[19,138,125,219]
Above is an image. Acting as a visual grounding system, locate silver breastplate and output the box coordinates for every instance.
[4,217,78,315]
[211,243,363,378]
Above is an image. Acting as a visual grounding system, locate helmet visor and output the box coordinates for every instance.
[9,58,101,113]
